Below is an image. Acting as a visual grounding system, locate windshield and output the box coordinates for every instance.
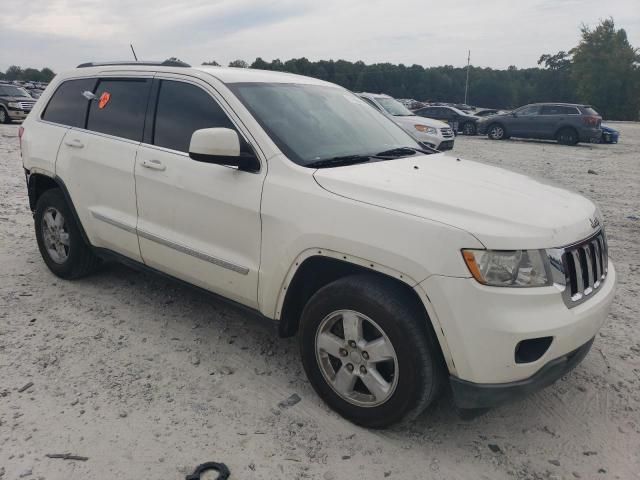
[0,85,31,97]
[375,97,414,116]
[229,83,421,166]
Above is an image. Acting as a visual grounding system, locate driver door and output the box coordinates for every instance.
[509,105,540,137]
[134,75,265,308]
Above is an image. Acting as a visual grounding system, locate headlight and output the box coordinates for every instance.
[7,102,20,108]
[414,124,437,135]
[462,249,551,287]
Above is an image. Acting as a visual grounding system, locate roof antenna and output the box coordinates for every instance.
[130,43,139,61]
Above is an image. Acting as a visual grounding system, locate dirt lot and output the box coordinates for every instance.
[1,122,639,480]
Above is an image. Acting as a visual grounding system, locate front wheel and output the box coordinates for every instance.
[0,107,10,124]
[487,123,506,140]
[299,274,444,428]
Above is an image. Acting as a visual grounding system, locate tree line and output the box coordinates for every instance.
[217,19,639,120]
[4,19,638,119]
[0,66,55,83]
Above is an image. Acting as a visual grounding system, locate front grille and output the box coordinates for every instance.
[440,127,454,138]
[18,101,35,111]
[559,230,608,307]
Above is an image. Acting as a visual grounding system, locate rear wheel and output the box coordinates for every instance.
[487,123,506,140]
[462,122,477,135]
[556,127,579,145]
[34,189,100,279]
[299,274,444,428]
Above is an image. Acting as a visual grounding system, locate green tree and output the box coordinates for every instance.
[39,68,55,82]
[5,65,23,81]
[202,60,220,66]
[228,59,249,68]
[571,18,640,119]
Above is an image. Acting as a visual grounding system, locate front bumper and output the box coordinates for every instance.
[418,261,616,387]
[7,109,29,120]
[450,337,593,408]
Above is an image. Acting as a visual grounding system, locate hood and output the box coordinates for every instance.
[313,154,600,249]
[392,115,449,129]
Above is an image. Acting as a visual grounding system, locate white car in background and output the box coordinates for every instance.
[357,92,455,151]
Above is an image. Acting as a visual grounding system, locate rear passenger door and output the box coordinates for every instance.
[134,76,264,308]
[54,75,152,261]
[538,105,578,138]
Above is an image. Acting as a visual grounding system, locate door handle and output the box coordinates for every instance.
[141,159,166,171]
[64,138,84,148]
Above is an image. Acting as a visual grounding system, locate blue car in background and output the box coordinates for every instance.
[601,124,620,144]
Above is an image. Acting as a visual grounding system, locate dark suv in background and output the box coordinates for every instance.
[0,84,36,123]
[478,103,602,145]
[412,105,480,135]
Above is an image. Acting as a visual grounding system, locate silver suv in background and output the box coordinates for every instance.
[477,103,602,145]
[357,93,455,151]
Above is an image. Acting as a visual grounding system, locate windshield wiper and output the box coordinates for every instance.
[376,146,436,157]
[307,155,374,169]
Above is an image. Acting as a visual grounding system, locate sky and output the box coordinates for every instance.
[1,0,639,73]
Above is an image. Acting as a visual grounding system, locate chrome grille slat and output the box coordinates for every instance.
[559,229,608,308]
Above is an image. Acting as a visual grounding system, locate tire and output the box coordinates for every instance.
[462,122,477,135]
[556,127,579,146]
[34,188,100,279]
[299,274,445,428]
[0,107,10,124]
[487,123,506,140]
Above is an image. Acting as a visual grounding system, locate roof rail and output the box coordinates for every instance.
[77,60,191,68]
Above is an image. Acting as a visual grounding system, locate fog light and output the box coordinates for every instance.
[515,337,553,364]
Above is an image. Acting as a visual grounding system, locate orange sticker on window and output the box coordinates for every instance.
[98,92,111,109]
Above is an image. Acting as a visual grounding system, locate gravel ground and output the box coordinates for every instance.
[1,122,639,480]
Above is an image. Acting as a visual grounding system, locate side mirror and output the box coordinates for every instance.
[189,128,260,172]
[511,112,518,117]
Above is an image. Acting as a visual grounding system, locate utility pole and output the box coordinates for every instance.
[464,50,470,104]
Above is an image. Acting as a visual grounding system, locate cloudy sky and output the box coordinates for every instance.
[1,0,639,72]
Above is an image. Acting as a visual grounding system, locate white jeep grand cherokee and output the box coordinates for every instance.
[20,61,616,428]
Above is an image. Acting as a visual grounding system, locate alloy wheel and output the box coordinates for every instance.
[315,309,399,407]
[41,207,70,264]
[490,125,504,139]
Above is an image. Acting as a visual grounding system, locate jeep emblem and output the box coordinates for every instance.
[590,217,600,229]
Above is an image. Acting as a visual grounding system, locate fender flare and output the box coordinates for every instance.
[27,170,91,246]
[273,247,457,375]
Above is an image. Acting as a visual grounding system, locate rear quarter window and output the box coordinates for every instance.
[86,78,151,142]
[581,106,599,116]
[41,78,97,128]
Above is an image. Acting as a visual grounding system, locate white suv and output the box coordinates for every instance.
[357,92,455,151]
[20,61,616,428]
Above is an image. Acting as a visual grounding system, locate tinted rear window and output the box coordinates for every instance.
[153,80,234,152]
[86,78,150,141]
[42,78,97,128]
[541,105,580,115]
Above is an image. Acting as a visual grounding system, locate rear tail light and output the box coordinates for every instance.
[582,115,601,127]
[18,126,24,156]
